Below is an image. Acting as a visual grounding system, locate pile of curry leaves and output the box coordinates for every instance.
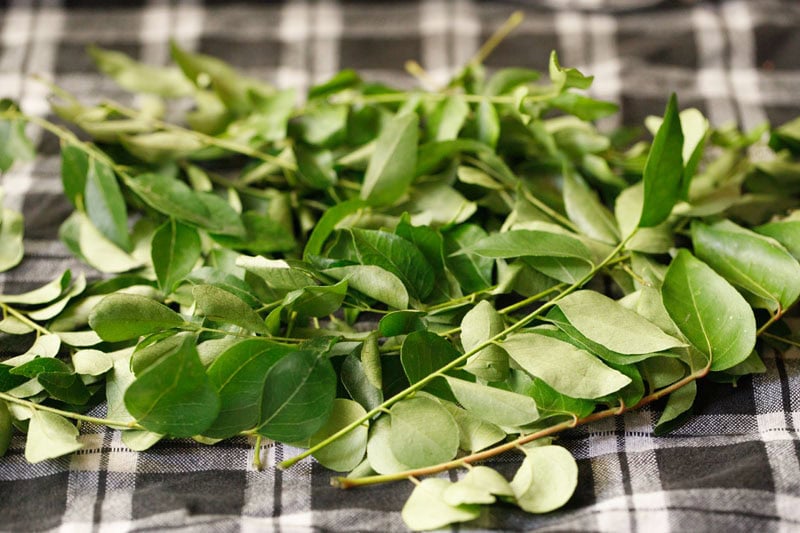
[2,42,800,530]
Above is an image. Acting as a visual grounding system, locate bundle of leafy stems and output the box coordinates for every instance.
[1,12,800,530]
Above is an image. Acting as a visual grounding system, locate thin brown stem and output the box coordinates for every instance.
[333,362,711,489]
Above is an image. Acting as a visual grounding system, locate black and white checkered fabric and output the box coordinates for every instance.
[1,1,799,531]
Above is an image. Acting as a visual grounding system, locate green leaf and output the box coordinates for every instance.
[389,396,459,468]
[0,207,24,272]
[89,293,185,342]
[444,224,494,293]
[25,411,83,463]
[692,220,800,312]
[444,376,539,427]
[89,45,194,97]
[360,332,382,390]
[511,445,578,513]
[555,290,685,354]
[654,381,696,435]
[0,401,12,457]
[440,401,506,453]
[443,466,514,506]
[0,270,71,304]
[193,284,269,334]
[124,335,220,437]
[401,331,461,401]
[349,228,434,301]
[550,92,619,121]
[470,229,593,284]
[237,256,315,291]
[484,67,539,96]
[756,219,800,261]
[563,169,620,244]
[60,212,142,273]
[340,353,383,412]
[615,183,673,254]
[84,157,130,251]
[460,300,508,382]
[523,376,595,421]
[402,478,481,532]
[661,250,755,371]
[549,51,593,91]
[3,333,61,367]
[72,349,114,376]
[379,310,426,337]
[0,113,35,171]
[476,99,500,148]
[324,265,409,309]
[295,144,337,189]
[38,371,92,405]
[127,173,245,237]
[501,332,631,399]
[283,280,348,319]
[639,94,684,228]
[366,416,412,475]
[428,97,469,141]
[204,339,295,438]
[307,398,368,472]
[303,198,367,260]
[258,349,337,442]
[360,112,419,205]
[152,219,202,293]
[121,131,204,163]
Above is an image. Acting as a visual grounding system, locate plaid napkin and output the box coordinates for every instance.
[1,1,799,531]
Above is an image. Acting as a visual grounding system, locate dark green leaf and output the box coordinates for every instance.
[124,335,220,437]
[379,310,426,337]
[83,157,130,251]
[639,94,684,228]
[152,219,202,293]
[0,401,11,457]
[295,144,337,189]
[443,224,494,293]
[401,330,463,401]
[303,198,367,260]
[205,339,294,438]
[258,349,337,442]
[60,144,89,208]
[283,280,348,319]
[348,228,434,301]
[341,353,383,412]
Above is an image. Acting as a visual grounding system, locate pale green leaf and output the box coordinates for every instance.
[555,290,685,354]
[324,265,409,309]
[444,376,539,427]
[501,332,631,399]
[402,478,481,531]
[443,466,514,506]
[25,411,83,463]
[440,401,506,453]
[511,445,578,513]
[389,396,459,469]
[72,349,114,376]
[460,300,508,381]
[366,416,412,475]
[89,293,184,342]
[308,399,368,472]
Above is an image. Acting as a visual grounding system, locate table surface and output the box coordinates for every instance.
[1,1,800,531]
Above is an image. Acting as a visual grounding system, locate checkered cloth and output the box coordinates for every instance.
[1,0,799,531]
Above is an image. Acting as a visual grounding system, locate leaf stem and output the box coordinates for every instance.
[0,391,143,430]
[278,230,638,470]
[0,302,52,336]
[333,360,710,489]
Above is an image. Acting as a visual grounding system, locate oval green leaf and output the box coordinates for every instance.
[661,249,755,371]
[89,293,185,342]
[510,445,578,513]
[389,396,459,469]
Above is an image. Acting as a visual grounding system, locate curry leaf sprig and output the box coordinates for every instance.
[2,26,800,530]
